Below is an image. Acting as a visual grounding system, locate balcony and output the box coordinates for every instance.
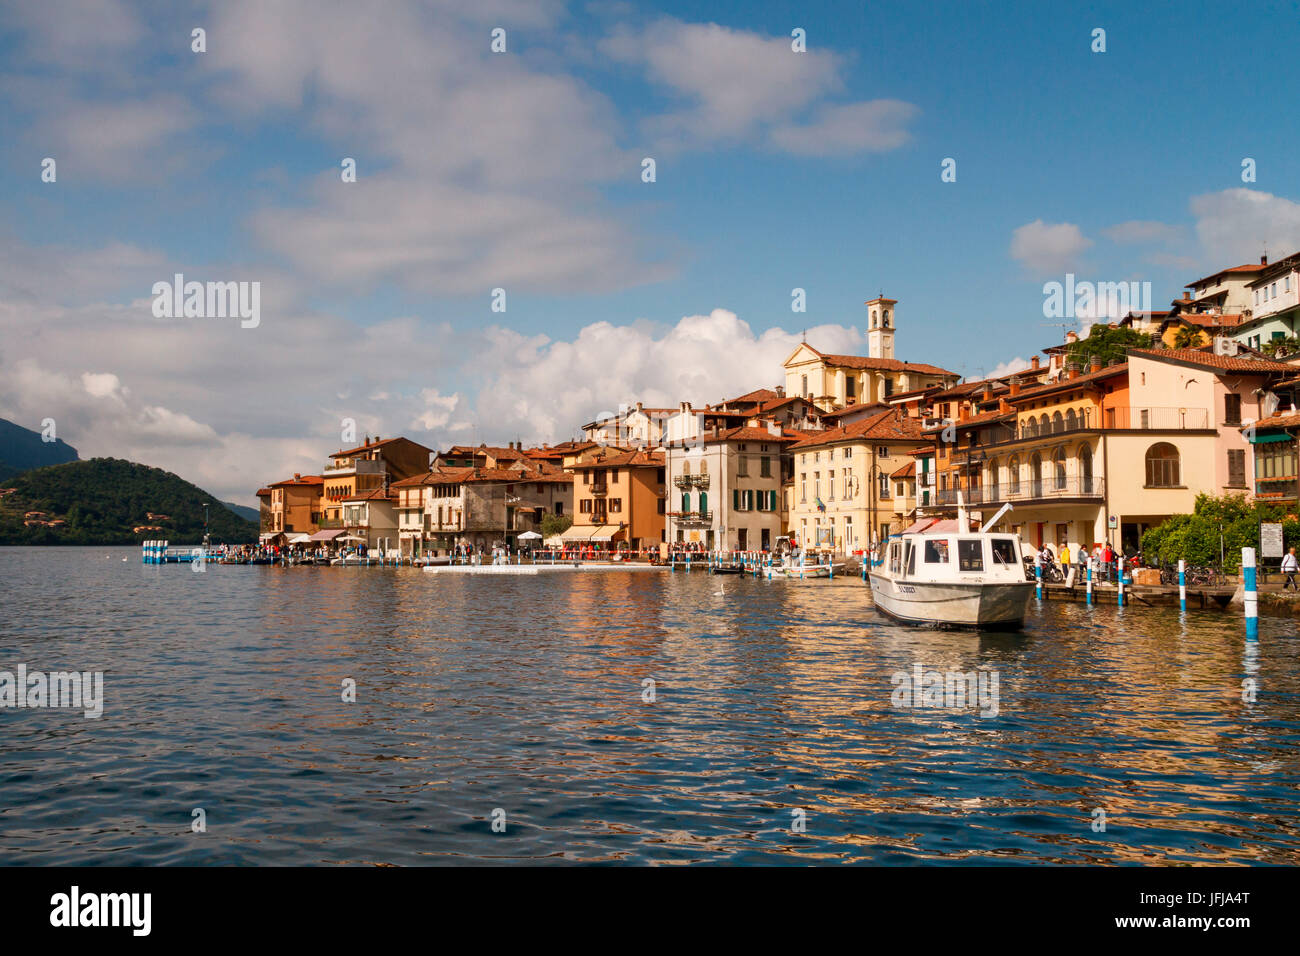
[673,474,710,489]
[589,482,608,495]
[928,476,1106,507]
[1012,406,1210,442]
[667,510,713,525]
[1254,477,1299,500]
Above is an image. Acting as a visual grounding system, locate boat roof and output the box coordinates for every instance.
[899,517,982,535]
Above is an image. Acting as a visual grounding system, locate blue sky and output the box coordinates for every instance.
[3,0,1300,501]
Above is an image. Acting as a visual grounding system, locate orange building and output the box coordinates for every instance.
[266,474,323,535]
[565,449,666,551]
[321,435,432,524]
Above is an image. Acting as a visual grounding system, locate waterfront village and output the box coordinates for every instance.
[256,252,1300,565]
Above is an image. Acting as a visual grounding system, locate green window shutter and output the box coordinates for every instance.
[733,489,739,510]
[682,493,690,512]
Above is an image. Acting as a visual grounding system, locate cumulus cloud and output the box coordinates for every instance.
[1190,188,1300,265]
[1010,220,1093,275]
[602,18,917,154]
[988,357,1031,379]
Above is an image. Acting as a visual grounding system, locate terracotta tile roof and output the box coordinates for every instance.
[791,408,925,448]
[701,425,800,444]
[1187,263,1268,288]
[579,449,665,468]
[330,436,431,458]
[924,409,1014,432]
[1129,348,1296,373]
[908,445,936,456]
[1008,363,1128,402]
[255,487,272,497]
[817,352,958,377]
[1243,412,1300,430]
[716,387,782,407]
[890,461,917,479]
[270,475,323,487]
[390,467,476,488]
[341,488,397,502]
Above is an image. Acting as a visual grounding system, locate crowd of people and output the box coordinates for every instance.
[1025,541,1137,583]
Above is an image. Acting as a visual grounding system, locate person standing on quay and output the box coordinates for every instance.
[1283,547,1298,590]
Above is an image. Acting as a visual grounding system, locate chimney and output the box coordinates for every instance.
[1065,330,1078,344]
[1262,254,1269,265]
[776,385,785,398]
[294,473,301,480]
[1067,362,1080,381]
[1008,375,1022,397]
[1030,356,1041,370]
[958,401,971,422]
[1089,354,1102,373]
[767,421,782,437]
[364,435,370,445]
[998,397,1011,413]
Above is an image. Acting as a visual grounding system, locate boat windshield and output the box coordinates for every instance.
[990,538,1017,566]
[958,539,984,571]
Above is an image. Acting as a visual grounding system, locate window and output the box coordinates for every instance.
[843,447,852,459]
[958,539,984,571]
[555,502,564,516]
[1228,449,1246,488]
[800,473,807,502]
[657,499,666,514]
[581,499,593,513]
[738,455,748,477]
[846,376,856,401]
[876,446,889,457]
[1009,456,1021,494]
[681,492,691,512]
[879,473,890,496]
[1145,442,1181,487]
[990,538,1016,566]
[801,375,808,397]
[924,539,950,563]
[906,543,916,575]
[698,492,708,515]
[828,473,835,500]
[1224,393,1242,425]
[609,498,622,513]
[1053,447,1067,490]
[760,456,771,477]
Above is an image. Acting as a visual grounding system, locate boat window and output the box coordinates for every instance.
[990,538,1016,566]
[906,543,916,576]
[958,539,984,571]
[890,542,902,574]
[924,539,950,563]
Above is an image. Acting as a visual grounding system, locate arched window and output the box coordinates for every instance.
[1079,443,1093,492]
[699,458,707,474]
[1052,447,1067,490]
[1065,408,1078,431]
[1039,413,1050,433]
[1052,411,1064,433]
[682,460,691,475]
[801,374,808,397]
[988,458,1000,500]
[1030,452,1043,497]
[1023,418,1037,438]
[1008,455,1021,494]
[1145,443,1180,487]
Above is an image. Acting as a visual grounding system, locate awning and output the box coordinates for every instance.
[287,533,312,544]
[556,525,597,541]
[586,524,625,543]
[1249,432,1294,443]
[259,532,285,541]
[308,529,346,541]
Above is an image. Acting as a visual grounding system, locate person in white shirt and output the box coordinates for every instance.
[1282,547,1298,590]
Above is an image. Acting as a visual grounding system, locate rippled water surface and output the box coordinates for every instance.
[2,546,1299,865]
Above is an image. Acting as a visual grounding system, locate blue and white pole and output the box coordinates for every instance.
[1117,564,1125,607]
[1178,558,1186,612]
[1035,559,1042,600]
[1243,547,1259,641]
[1085,557,1093,605]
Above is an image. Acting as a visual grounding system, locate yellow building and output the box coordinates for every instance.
[787,407,927,554]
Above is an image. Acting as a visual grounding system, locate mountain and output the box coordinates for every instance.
[0,458,259,545]
[0,418,79,482]
[222,500,259,523]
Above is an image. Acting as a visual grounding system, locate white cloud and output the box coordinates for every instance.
[769,100,919,156]
[1102,220,1183,244]
[1190,188,1300,265]
[988,357,1031,379]
[1010,220,1093,275]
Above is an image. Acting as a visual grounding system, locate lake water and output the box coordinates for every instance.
[2,546,1298,865]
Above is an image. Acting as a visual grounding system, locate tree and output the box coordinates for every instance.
[540,513,572,538]
[1067,324,1152,368]
[1171,325,1201,349]
[1141,493,1297,572]
[1262,335,1300,358]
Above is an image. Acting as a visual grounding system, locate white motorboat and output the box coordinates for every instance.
[868,499,1033,629]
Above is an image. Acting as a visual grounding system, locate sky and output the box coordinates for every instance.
[4,0,1300,504]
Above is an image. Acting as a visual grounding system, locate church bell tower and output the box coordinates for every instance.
[866,296,897,360]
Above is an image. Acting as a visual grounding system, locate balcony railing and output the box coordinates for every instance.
[667,510,713,525]
[323,459,384,476]
[589,482,608,495]
[672,474,710,490]
[926,476,1105,507]
[1011,406,1210,441]
[1254,478,1299,499]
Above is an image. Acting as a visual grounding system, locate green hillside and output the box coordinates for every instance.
[0,458,258,545]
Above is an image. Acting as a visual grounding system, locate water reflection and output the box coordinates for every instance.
[0,547,1298,865]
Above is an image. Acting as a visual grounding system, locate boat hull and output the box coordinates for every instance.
[868,574,1033,629]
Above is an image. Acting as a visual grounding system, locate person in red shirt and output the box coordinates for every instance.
[1102,544,1114,582]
